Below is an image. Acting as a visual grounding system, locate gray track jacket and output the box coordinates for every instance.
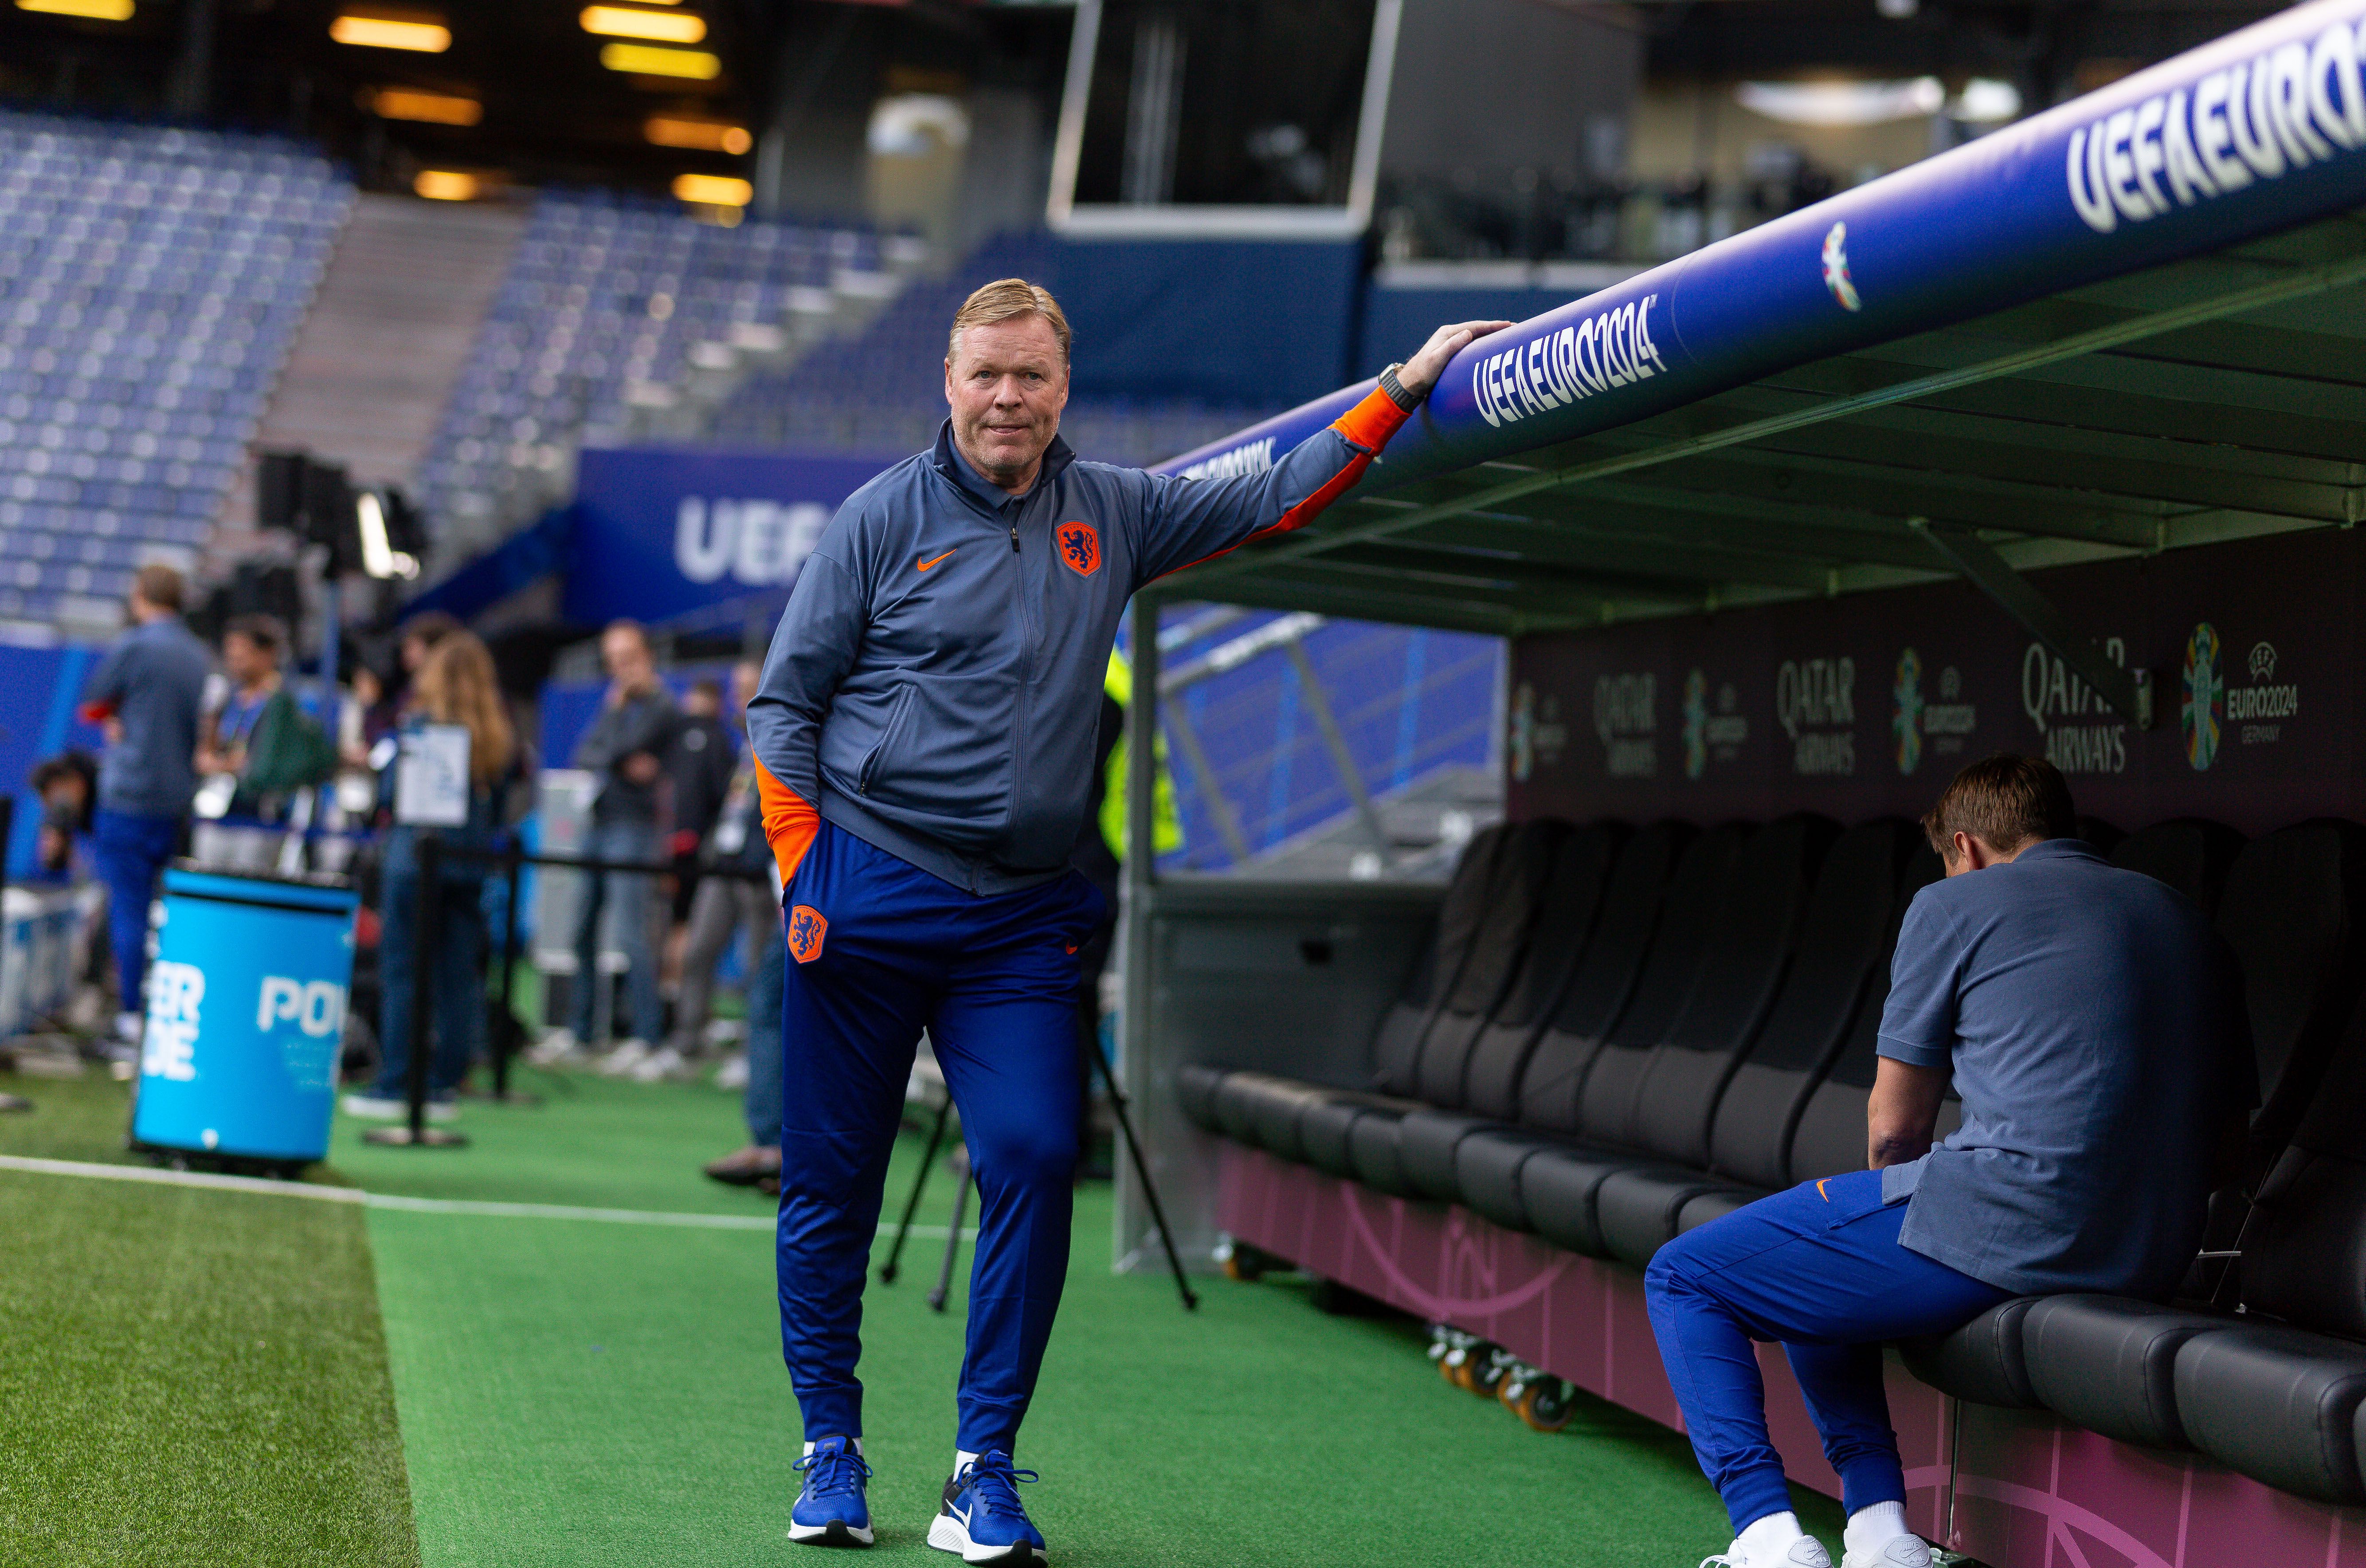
[747,391,1408,894]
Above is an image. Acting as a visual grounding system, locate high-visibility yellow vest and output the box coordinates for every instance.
[1100,649,1183,860]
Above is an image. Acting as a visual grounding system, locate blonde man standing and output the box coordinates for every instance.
[747,278,1505,1560]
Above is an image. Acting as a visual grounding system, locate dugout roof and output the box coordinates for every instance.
[1151,0,2366,644]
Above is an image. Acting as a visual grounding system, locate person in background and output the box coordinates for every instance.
[344,631,521,1122]
[659,676,735,1012]
[190,614,315,868]
[78,563,209,1054]
[27,751,98,884]
[554,619,676,1065]
[689,660,788,1169]
[396,611,461,688]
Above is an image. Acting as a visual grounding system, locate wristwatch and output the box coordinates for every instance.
[1379,362,1420,412]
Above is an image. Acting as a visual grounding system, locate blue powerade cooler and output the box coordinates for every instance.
[129,864,360,1167]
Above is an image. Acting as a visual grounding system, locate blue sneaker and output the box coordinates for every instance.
[927,1451,1044,1564]
[789,1435,874,1547]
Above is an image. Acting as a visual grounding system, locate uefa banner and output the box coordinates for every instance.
[564,446,894,626]
[1505,528,2361,836]
[1156,0,2366,488]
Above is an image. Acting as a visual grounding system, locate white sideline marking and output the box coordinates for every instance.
[0,1154,976,1238]
[0,1153,365,1202]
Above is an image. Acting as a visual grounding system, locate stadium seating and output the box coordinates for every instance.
[0,112,351,628]
[1181,809,2366,1510]
[708,231,1292,469]
[414,192,909,545]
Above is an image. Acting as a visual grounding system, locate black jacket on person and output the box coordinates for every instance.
[572,688,678,825]
[667,714,736,843]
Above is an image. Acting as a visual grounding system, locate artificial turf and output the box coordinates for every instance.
[0,1167,416,1567]
[1,1062,1846,1568]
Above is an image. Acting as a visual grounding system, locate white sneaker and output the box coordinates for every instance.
[1704,1540,1833,1568]
[599,1039,650,1075]
[713,1053,749,1091]
[630,1045,687,1083]
[1841,1537,1931,1568]
[526,1028,583,1067]
[341,1094,459,1124]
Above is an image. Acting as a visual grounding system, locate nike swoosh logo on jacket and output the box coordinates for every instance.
[747,388,1410,895]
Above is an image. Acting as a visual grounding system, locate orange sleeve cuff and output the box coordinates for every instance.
[1329,384,1413,452]
[754,757,820,888]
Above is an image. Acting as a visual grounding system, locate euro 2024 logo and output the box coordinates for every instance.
[1892,648,1925,775]
[1681,669,1709,780]
[2183,622,2224,771]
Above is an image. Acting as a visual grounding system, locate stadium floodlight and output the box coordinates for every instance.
[413,169,481,202]
[671,173,751,207]
[16,0,136,20]
[368,87,481,125]
[331,12,452,52]
[599,41,719,78]
[355,492,421,581]
[1735,77,1946,128]
[580,5,704,43]
[646,116,751,154]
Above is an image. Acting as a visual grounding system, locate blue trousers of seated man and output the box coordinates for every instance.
[775,821,1105,1454]
[1645,1167,2013,1534]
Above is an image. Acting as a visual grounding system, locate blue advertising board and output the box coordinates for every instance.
[565,447,895,626]
[1156,0,2366,491]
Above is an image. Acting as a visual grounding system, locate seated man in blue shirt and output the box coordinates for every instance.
[1646,754,2247,1568]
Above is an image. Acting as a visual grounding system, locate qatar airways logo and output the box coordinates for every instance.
[1473,293,1669,429]
[2067,18,2366,233]
[1179,438,1275,482]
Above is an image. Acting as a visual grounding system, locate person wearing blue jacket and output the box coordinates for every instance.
[745,276,1505,1560]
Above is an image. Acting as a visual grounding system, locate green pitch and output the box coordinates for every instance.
[0,1064,1832,1567]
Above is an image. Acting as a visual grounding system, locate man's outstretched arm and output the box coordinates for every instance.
[1132,319,1511,583]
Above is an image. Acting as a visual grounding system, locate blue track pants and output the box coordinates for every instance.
[1645,1168,2012,1534]
[775,821,1104,1454]
[93,808,179,1010]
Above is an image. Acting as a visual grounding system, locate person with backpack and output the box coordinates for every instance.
[191,614,336,869]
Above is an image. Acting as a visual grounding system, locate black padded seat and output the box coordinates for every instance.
[1296,1091,1423,1176]
[1215,1073,1364,1163]
[1786,847,1946,1183]
[1709,821,1919,1189]
[2173,1325,2366,1504]
[1618,814,1838,1165]
[1500,1141,1641,1255]
[1567,818,1841,1260]
[1595,1164,1751,1268]
[1900,1298,2041,1408]
[1397,824,1696,1204]
[1408,819,1575,1105]
[1178,1063,1227,1131]
[1444,825,1751,1234]
[1675,1185,1766,1235]
[1391,827,1625,1201]
[1350,820,1578,1195]
[2107,817,2246,916]
[2020,1294,2229,1449]
[1573,823,1770,1149]
[1367,822,1515,1096]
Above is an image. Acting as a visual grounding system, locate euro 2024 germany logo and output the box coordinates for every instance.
[1892,648,1925,776]
[2183,622,2224,771]
[1681,669,1709,780]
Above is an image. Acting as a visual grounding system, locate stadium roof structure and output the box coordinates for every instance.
[1151,0,2366,728]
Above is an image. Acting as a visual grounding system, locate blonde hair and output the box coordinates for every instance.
[947,278,1071,367]
[412,631,516,787]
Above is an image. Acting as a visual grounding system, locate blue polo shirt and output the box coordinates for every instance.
[1876,838,2249,1300]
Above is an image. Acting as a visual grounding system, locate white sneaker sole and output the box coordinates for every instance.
[927,1512,1039,1563]
[787,1518,874,1547]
